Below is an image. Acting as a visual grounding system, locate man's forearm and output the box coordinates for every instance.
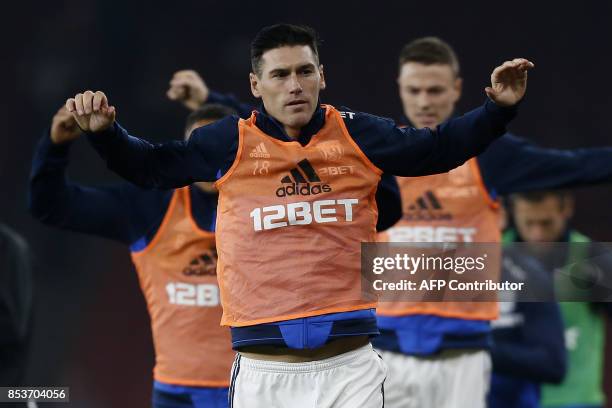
[427,99,518,174]
[375,100,517,177]
[28,133,137,242]
[29,133,75,224]
[86,123,199,189]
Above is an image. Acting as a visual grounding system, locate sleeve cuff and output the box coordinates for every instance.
[484,98,519,121]
[41,129,73,158]
[85,122,119,142]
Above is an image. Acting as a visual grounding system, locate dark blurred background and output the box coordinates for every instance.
[3,1,612,406]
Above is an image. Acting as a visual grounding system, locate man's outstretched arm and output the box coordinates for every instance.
[349,58,534,176]
[479,134,612,194]
[67,91,237,189]
[28,107,172,244]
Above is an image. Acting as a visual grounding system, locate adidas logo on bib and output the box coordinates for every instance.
[405,190,453,221]
[250,142,270,159]
[276,159,332,197]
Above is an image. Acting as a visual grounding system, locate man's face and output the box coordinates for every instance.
[398,62,461,129]
[186,118,217,193]
[250,45,326,137]
[512,196,573,242]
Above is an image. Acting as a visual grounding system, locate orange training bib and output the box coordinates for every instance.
[215,105,382,327]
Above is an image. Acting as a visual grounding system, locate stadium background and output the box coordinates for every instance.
[3,1,612,406]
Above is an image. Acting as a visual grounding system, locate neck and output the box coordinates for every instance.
[284,125,301,139]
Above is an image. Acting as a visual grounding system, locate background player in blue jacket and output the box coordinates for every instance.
[29,103,237,408]
[369,37,612,408]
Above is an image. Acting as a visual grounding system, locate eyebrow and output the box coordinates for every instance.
[406,85,445,91]
[268,63,316,76]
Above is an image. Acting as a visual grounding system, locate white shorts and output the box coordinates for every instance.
[228,343,387,408]
[377,349,491,408]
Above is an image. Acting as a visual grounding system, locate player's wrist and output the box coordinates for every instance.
[191,90,209,109]
[485,97,520,111]
[43,129,73,156]
[484,98,519,125]
[50,134,79,145]
[84,122,117,141]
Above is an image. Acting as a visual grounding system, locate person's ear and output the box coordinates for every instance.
[319,64,326,90]
[452,76,463,103]
[250,72,261,98]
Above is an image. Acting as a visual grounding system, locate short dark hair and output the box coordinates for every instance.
[185,104,237,134]
[251,24,321,76]
[398,37,460,76]
[509,190,572,209]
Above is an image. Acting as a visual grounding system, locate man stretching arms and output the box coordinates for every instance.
[67,24,532,408]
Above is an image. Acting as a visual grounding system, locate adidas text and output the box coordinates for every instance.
[276,183,332,197]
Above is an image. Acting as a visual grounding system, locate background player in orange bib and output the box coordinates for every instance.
[66,24,532,407]
[29,103,236,408]
[374,37,612,408]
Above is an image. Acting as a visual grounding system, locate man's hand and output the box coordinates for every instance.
[485,58,535,107]
[50,106,82,144]
[65,90,116,132]
[167,70,209,111]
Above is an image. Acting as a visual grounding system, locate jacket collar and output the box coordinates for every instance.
[253,102,326,146]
